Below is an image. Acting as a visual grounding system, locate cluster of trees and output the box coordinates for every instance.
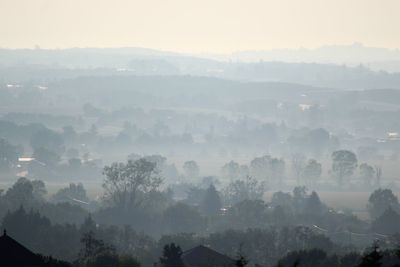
[96,156,400,241]
[0,114,390,194]
[0,177,89,224]
[219,149,381,190]
[5,203,400,267]
[0,206,337,266]
[96,157,337,234]
[1,154,397,237]
[276,242,400,267]
[157,241,400,267]
[1,155,400,266]
[0,121,101,181]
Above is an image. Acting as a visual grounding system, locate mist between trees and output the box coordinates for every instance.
[2,55,400,266]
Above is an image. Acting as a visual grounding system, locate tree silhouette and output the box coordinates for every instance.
[78,231,115,262]
[0,138,20,171]
[359,163,375,187]
[303,159,322,187]
[159,243,185,267]
[201,184,222,216]
[368,188,400,219]
[224,175,266,205]
[356,243,382,267]
[221,160,241,180]
[235,247,249,267]
[305,191,323,215]
[331,150,357,187]
[250,155,285,186]
[102,158,162,210]
[183,160,200,178]
[371,206,400,234]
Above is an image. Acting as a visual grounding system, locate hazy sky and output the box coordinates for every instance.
[1,0,400,53]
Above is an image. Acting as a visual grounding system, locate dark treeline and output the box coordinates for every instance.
[2,154,400,266]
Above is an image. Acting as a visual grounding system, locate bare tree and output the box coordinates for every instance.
[223,175,266,205]
[102,158,162,210]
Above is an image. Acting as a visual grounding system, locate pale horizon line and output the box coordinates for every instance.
[1,42,400,56]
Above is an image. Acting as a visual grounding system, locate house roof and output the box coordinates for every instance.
[0,230,43,266]
[182,245,234,267]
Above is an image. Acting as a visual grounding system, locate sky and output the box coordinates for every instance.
[1,0,400,53]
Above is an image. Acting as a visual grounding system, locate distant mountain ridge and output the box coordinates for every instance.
[3,43,400,70]
[1,45,400,90]
[231,43,400,72]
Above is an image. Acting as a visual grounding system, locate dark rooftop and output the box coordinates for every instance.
[182,245,234,267]
[0,229,43,267]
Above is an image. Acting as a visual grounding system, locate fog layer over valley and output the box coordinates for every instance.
[2,48,400,266]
